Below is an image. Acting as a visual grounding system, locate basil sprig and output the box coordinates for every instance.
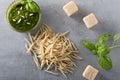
[19,0,39,13]
[82,33,120,70]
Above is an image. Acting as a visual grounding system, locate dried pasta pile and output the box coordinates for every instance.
[25,24,82,78]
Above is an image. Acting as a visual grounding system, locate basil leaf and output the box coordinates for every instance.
[92,50,97,55]
[26,0,32,2]
[82,40,97,55]
[25,2,39,13]
[97,33,111,44]
[19,0,32,4]
[98,56,112,70]
[19,0,39,13]
[113,33,120,42]
[97,44,110,56]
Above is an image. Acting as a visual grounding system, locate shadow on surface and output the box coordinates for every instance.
[70,7,87,23]
[92,20,117,35]
[95,72,110,80]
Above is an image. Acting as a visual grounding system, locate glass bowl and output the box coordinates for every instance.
[6,1,41,32]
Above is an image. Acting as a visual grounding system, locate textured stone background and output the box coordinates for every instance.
[0,0,120,80]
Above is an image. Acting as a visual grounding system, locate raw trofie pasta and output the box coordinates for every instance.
[25,24,82,78]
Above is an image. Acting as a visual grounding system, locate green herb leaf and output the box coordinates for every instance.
[25,2,39,13]
[97,33,111,44]
[98,56,112,70]
[19,0,39,13]
[97,44,110,57]
[19,0,32,4]
[113,33,120,42]
[82,40,97,55]
[92,50,98,55]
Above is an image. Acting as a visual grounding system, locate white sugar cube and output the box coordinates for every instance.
[83,13,98,29]
[63,1,78,16]
[82,65,99,80]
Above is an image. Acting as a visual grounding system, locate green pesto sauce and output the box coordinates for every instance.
[7,2,40,32]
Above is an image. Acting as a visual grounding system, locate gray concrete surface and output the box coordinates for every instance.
[0,0,120,80]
